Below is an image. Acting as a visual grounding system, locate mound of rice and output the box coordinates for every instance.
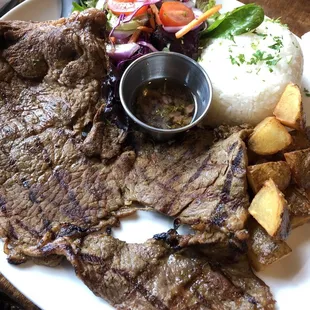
[199,18,303,126]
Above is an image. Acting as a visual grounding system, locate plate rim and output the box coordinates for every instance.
[1,0,62,21]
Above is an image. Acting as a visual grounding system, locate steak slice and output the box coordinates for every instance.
[124,127,251,234]
[0,10,132,264]
[20,233,275,310]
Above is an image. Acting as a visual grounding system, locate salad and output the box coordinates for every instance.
[72,0,264,66]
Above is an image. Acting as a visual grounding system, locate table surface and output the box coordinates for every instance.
[0,0,309,309]
[241,0,310,37]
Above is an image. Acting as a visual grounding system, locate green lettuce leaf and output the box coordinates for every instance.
[72,0,99,12]
[200,4,264,41]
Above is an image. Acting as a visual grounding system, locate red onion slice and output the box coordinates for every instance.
[162,25,184,33]
[106,43,140,61]
[192,8,204,18]
[182,1,195,8]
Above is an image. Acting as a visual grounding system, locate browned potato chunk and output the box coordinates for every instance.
[249,179,290,239]
[273,83,305,131]
[284,148,310,189]
[284,130,310,152]
[248,117,292,155]
[285,185,310,229]
[247,219,292,271]
[247,161,291,193]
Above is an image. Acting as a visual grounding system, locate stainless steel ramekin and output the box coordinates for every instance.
[119,51,212,141]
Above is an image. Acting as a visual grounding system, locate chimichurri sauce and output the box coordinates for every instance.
[134,78,196,129]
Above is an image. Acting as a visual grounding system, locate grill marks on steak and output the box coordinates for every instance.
[0,127,135,263]
[0,10,132,263]
[0,11,252,265]
[22,234,274,310]
[124,128,251,233]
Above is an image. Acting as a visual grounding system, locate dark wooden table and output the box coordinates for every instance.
[241,0,310,37]
[0,0,309,309]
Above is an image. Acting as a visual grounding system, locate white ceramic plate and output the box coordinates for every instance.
[0,1,310,310]
[1,0,62,21]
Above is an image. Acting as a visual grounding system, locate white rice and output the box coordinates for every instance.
[199,19,304,126]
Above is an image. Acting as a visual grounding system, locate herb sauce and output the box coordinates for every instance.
[134,78,196,129]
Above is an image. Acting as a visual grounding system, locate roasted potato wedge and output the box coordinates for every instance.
[273,83,305,131]
[247,219,292,271]
[247,161,291,193]
[284,130,310,152]
[284,148,310,189]
[285,185,310,229]
[248,117,292,155]
[248,179,290,239]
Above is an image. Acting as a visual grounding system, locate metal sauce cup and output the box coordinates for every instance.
[119,52,212,141]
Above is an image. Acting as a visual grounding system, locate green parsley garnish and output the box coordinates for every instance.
[268,36,283,51]
[237,54,246,64]
[248,50,282,71]
[228,49,282,72]
[253,31,267,39]
[229,55,240,66]
[266,56,282,66]
[304,88,310,97]
[248,50,273,65]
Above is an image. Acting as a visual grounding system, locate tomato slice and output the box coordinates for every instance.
[108,0,148,16]
[159,2,195,27]
[159,1,195,27]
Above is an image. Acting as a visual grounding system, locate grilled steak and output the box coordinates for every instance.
[0,10,276,310]
[0,11,252,264]
[20,233,275,310]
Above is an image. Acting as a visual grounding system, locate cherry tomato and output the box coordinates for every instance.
[159,2,195,27]
[108,0,148,16]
